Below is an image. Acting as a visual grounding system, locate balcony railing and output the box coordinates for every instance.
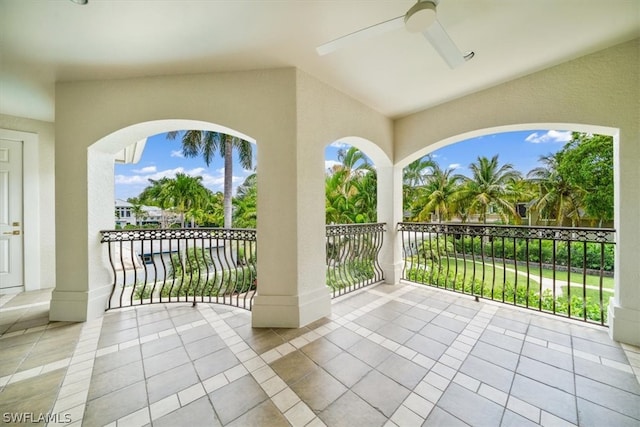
[326,223,386,297]
[100,228,257,310]
[399,222,615,325]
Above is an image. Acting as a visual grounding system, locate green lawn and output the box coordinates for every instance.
[561,286,614,302]
[538,269,614,289]
[407,257,612,323]
[441,259,520,286]
[430,257,614,290]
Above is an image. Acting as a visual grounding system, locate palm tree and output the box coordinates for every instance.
[153,173,211,227]
[334,147,374,182]
[413,164,460,222]
[127,197,147,226]
[233,173,257,228]
[350,169,377,223]
[325,147,376,224]
[403,156,435,187]
[456,155,522,223]
[504,177,536,224]
[167,130,253,228]
[527,153,583,226]
[137,177,173,227]
[403,156,435,215]
[325,170,352,224]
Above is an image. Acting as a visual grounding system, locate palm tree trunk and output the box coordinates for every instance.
[224,136,233,229]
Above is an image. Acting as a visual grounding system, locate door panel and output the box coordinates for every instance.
[0,139,23,290]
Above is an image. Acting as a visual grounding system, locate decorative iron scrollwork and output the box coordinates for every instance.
[101,228,257,242]
[397,222,614,243]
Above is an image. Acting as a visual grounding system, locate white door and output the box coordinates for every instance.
[0,139,23,291]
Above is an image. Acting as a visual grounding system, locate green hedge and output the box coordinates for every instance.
[449,236,614,272]
[327,259,376,290]
[134,264,256,300]
[406,266,607,323]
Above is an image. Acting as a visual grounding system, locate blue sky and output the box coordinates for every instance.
[114,132,257,201]
[114,129,572,200]
[426,129,572,177]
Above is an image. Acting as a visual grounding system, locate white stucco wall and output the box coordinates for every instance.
[275,70,395,325]
[53,69,301,322]
[52,66,396,327]
[394,38,640,345]
[50,38,640,342]
[0,114,56,290]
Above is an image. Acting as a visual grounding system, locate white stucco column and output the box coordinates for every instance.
[50,146,113,321]
[608,130,640,346]
[251,131,331,328]
[378,164,404,285]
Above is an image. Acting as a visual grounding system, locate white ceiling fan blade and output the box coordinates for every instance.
[422,19,466,68]
[316,16,405,56]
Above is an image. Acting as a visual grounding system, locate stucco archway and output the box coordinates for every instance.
[51,119,258,321]
[394,121,638,344]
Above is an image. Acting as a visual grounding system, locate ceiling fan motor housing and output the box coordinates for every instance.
[405,0,437,32]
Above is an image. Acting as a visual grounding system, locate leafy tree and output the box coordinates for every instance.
[161,173,212,227]
[398,135,612,228]
[412,164,460,222]
[187,191,224,227]
[403,155,435,187]
[505,178,536,224]
[137,177,175,227]
[325,147,376,224]
[455,155,522,223]
[138,173,212,227]
[556,133,613,226]
[527,153,583,226]
[127,197,147,226]
[403,156,435,215]
[233,173,257,228]
[167,130,253,228]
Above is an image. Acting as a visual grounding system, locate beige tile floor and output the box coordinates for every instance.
[1,283,639,426]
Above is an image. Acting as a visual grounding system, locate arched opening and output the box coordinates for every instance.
[88,119,259,312]
[402,127,615,227]
[325,141,376,224]
[114,131,257,229]
[323,136,393,296]
[397,123,618,326]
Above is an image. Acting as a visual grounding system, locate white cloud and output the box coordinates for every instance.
[330,141,350,149]
[187,167,207,176]
[200,174,225,187]
[132,165,157,174]
[170,150,184,158]
[448,163,462,170]
[114,174,149,185]
[525,130,572,144]
[116,166,248,195]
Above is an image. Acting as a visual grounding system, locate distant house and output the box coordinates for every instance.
[114,199,171,228]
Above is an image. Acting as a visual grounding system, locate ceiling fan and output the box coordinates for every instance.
[316,0,473,69]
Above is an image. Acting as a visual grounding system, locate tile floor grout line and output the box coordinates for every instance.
[0,300,50,313]
[101,303,327,427]
[45,316,104,427]
[7,283,635,426]
[0,292,18,309]
[387,303,501,426]
[197,304,325,427]
[106,303,326,427]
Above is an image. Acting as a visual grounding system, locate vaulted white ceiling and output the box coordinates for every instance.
[1,0,638,122]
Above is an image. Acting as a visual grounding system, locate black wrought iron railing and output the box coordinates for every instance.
[100,228,257,310]
[326,223,386,297]
[399,222,615,325]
